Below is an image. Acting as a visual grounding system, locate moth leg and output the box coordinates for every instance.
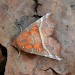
[17,49,21,58]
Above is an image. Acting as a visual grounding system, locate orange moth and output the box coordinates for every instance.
[12,13,62,60]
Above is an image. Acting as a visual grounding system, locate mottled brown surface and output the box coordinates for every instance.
[0,0,75,75]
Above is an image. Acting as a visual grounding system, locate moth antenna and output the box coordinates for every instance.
[20,26,22,32]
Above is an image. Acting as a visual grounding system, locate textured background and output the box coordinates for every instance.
[0,0,75,75]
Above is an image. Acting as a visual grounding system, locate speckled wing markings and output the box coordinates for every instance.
[13,13,62,60]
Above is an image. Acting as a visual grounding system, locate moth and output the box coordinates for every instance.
[12,13,62,60]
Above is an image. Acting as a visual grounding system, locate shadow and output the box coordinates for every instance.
[0,44,7,75]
